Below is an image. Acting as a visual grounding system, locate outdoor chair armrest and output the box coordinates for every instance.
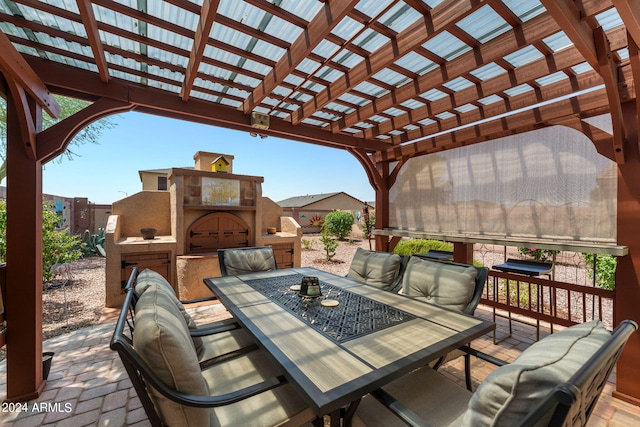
[189,319,241,337]
[459,345,509,367]
[179,295,219,305]
[370,388,434,427]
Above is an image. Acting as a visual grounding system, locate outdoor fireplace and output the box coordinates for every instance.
[104,152,301,307]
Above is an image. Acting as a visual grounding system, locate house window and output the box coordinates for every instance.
[158,176,167,191]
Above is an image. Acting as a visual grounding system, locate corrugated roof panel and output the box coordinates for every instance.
[270,110,289,119]
[276,0,323,21]
[470,62,507,81]
[342,127,360,134]
[388,129,404,135]
[478,94,503,105]
[379,2,421,33]
[36,0,80,14]
[356,0,394,18]
[435,111,455,120]
[503,83,533,97]
[207,46,271,76]
[313,39,341,59]
[400,99,426,109]
[395,51,437,75]
[212,23,286,64]
[333,49,364,68]
[383,107,405,117]
[313,110,341,121]
[456,5,510,43]
[272,86,293,98]
[616,47,629,60]
[503,45,543,67]
[442,76,475,92]
[13,1,84,37]
[418,118,436,126]
[325,102,355,114]
[376,134,391,140]
[284,74,305,86]
[502,0,545,22]
[353,81,389,98]
[339,92,370,106]
[355,122,374,129]
[535,71,568,86]
[369,115,390,123]
[302,80,326,93]
[314,65,343,83]
[331,16,364,40]
[289,91,313,103]
[109,68,142,85]
[302,117,329,127]
[404,124,420,131]
[595,7,623,31]
[455,104,478,113]
[422,0,446,8]
[571,62,593,74]
[295,57,321,75]
[420,88,447,101]
[372,68,410,87]
[146,0,198,32]
[423,31,471,60]
[260,97,280,107]
[198,62,261,88]
[219,0,303,43]
[353,28,389,53]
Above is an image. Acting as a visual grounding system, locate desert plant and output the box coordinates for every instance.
[320,233,338,261]
[392,239,453,256]
[582,253,616,290]
[323,211,354,240]
[42,204,82,281]
[301,238,313,250]
[517,247,557,262]
[81,227,106,257]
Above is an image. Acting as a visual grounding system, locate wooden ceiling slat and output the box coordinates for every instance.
[290,0,487,125]
[75,0,109,83]
[180,0,220,101]
[243,0,358,114]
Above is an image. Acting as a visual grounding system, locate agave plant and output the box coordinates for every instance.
[81,227,106,257]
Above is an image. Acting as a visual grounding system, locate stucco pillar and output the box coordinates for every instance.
[5,88,45,401]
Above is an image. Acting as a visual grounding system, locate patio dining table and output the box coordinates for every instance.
[204,267,495,426]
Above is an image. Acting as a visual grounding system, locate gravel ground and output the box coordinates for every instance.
[37,235,374,341]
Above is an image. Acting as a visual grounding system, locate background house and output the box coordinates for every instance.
[278,192,368,233]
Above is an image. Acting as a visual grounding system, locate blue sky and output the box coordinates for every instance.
[41,111,375,205]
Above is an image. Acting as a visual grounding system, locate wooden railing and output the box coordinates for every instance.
[481,270,615,340]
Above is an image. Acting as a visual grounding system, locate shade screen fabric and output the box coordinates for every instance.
[390,122,617,242]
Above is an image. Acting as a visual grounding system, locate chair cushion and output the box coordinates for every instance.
[347,248,403,291]
[222,247,276,276]
[401,257,477,312]
[462,320,611,427]
[134,287,209,426]
[136,269,204,355]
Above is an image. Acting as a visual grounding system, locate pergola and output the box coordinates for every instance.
[0,0,639,407]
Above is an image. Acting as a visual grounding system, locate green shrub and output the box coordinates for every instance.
[392,239,453,256]
[0,201,82,281]
[301,238,313,250]
[582,253,616,290]
[517,247,557,261]
[323,211,354,240]
[320,233,338,261]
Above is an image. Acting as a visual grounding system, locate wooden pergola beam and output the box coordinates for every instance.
[75,0,109,83]
[243,0,358,114]
[0,31,59,118]
[611,0,640,47]
[180,0,219,101]
[383,88,610,160]
[290,0,485,125]
[335,11,557,132]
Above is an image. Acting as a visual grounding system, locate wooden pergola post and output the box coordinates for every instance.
[4,82,46,401]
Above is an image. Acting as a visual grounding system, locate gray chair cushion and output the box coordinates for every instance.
[347,248,403,291]
[134,286,209,426]
[462,320,611,427]
[401,257,477,312]
[222,247,277,276]
[136,269,204,355]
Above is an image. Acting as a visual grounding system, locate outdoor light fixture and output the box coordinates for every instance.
[250,112,270,130]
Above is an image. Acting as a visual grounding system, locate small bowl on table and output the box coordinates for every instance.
[140,227,157,240]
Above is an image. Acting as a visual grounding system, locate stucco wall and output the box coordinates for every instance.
[112,191,171,238]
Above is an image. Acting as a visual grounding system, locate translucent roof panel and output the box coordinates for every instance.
[442,77,475,92]
[325,102,355,114]
[418,118,437,126]
[353,28,389,53]
[331,16,364,41]
[383,107,406,117]
[470,62,507,81]
[595,7,623,31]
[478,94,504,105]
[401,99,426,109]
[502,0,545,22]
[379,2,421,33]
[455,104,478,113]
[503,83,534,97]
[422,31,471,61]
[535,71,568,87]
[212,24,286,64]
[436,111,455,120]
[314,66,344,83]
[339,92,370,106]
[372,68,411,87]
[312,40,341,60]
[394,52,438,75]
[353,81,389,98]
[456,5,511,44]
[420,88,448,101]
[542,32,573,53]
[333,49,364,68]
[503,45,544,68]
[295,57,321,75]
[571,62,593,75]
[218,0,303,41]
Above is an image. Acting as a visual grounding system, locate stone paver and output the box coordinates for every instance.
[0,303,638,426]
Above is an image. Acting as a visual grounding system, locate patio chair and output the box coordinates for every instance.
[125,267,255,368]
[401,255,488,390]
[217,246,277,277]
[347,247,408,292]
[111,282,316,427]
[354,319,637,427]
